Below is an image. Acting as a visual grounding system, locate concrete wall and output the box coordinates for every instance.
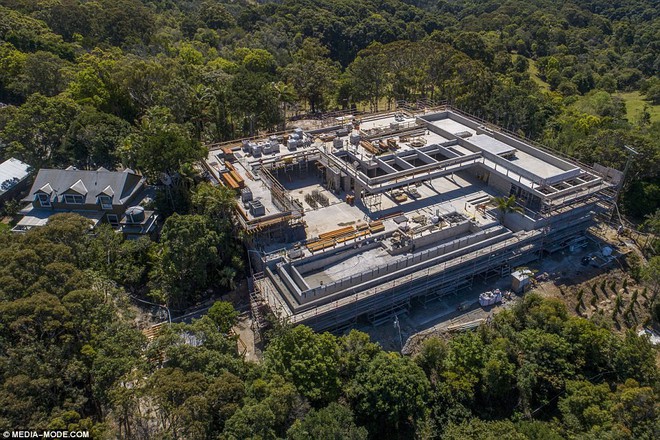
[341,174,351,192]
[277,263,302,297]
[327,173,341,191]
[290,265,311,291]
[412,221,471,249]
[487,170,512,194]
[501,211,537,232]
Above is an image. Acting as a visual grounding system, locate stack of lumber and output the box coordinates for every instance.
[360,140,381,155]
[369,220,385,233]
[221,160,245,188]
[336,230,370,243]
[222,147,234,159]
[318,226,354,240]
[307,239,335,252]
[221,171,241,190]
[307,225,372,252]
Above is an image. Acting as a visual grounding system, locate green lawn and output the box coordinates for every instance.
[526,57,551,91]
[616,91,660,123]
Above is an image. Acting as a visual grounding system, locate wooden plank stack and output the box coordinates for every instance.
[360,140,381,155]
[369,220,385,233]
[221,160,245,190]
[306,225,374,253]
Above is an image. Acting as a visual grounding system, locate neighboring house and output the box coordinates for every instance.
[13,167,158,236]
[0,158,31,206]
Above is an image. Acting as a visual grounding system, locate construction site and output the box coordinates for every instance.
[204,105,618,334]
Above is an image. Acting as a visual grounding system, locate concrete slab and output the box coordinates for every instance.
[466,134,517,156]
[507,149,566,180]
[305,247,404,287]
[303,201,366,238]
[431,118,477,136]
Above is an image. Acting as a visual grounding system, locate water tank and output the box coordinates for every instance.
[333,138,343,149]
[125,206,145,223]
[602,246,613,257]
[287,138,298,150]
[350,133,361,145]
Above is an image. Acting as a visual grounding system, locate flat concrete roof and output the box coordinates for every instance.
[465,134,517,156]
[430,118,477,136]
[506,149,567,180]
[304,246,405,287]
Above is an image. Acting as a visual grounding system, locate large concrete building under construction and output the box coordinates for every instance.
[205,106,616,332]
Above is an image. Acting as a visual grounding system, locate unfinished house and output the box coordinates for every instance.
[205,107,616,332]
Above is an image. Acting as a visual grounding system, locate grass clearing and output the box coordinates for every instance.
[616,91,660,123]
[526,57,551,91]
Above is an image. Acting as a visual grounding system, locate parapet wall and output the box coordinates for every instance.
[294,239,384,274]
[410,220,472,249]
[275,224,510,305]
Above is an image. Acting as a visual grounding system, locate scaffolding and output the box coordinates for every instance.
[283,230,545,332]
[249,272,268,344]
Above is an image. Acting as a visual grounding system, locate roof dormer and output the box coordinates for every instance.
[68,179,88,195]
[36,183,54,195]
[96,185,114,209]
[97,185,115,197]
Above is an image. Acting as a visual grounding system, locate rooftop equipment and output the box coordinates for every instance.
[241,187,253,203]
[249,200,265,217]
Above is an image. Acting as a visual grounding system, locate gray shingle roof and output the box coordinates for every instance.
[24,168,144,205]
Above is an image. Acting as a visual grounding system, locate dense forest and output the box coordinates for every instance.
[0,215,658,438]
[0,0,658,216]
[0,0,659,438]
